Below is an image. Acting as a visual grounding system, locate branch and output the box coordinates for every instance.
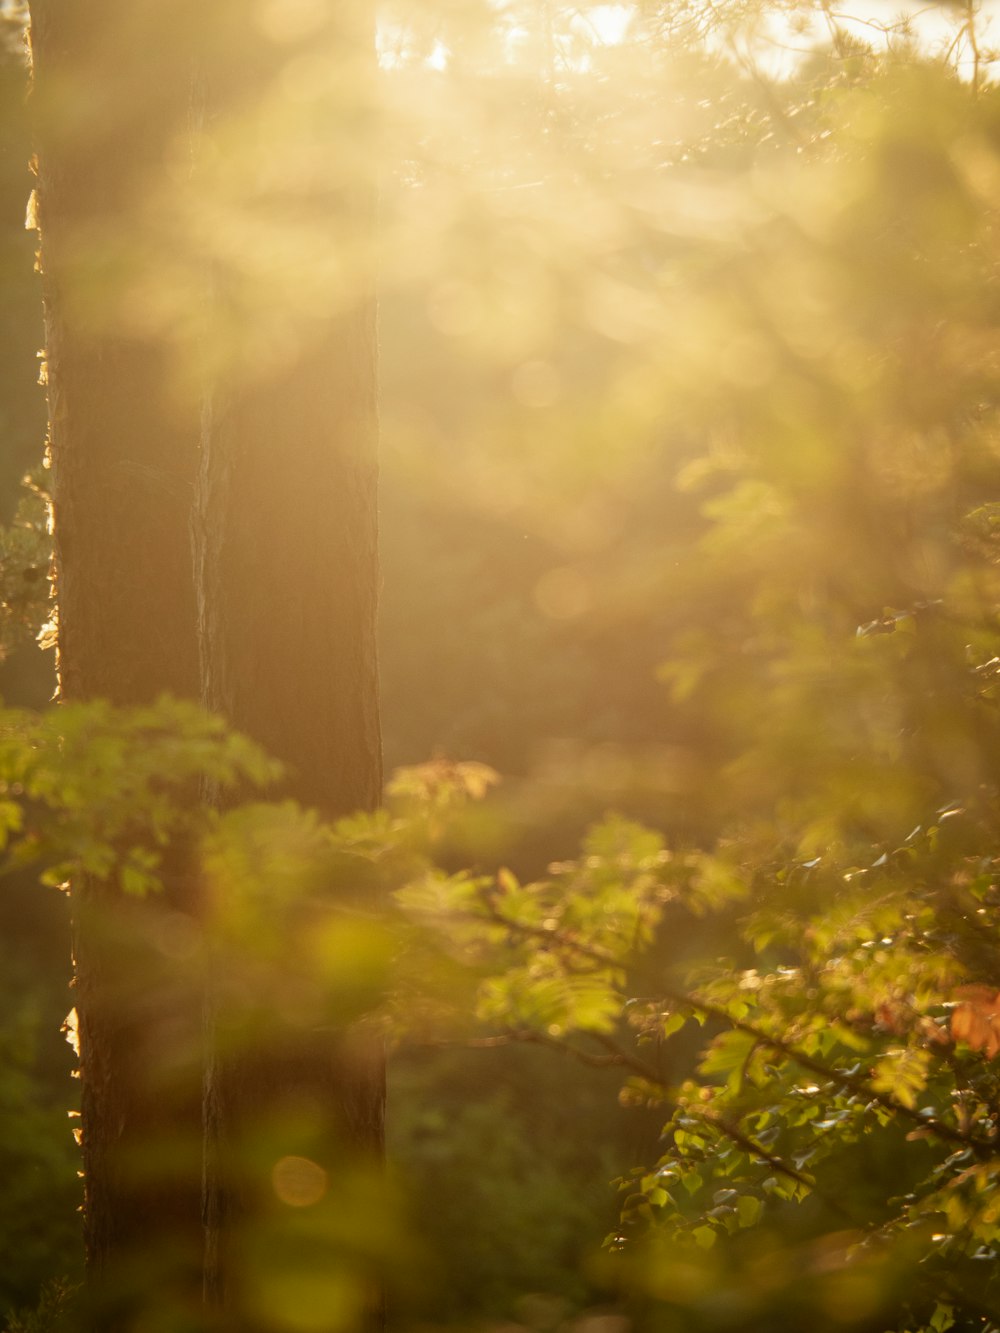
[464,894,996,1154]
[657,984,995,1155]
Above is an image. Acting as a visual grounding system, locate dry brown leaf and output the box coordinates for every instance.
[951,986,1000,1057]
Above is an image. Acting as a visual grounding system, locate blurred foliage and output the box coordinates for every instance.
[0,469,51,666]
[380,11,1000,1329]
[2,1280,77,1333]
[0,970,78,1316]
[388,1043,628,1323]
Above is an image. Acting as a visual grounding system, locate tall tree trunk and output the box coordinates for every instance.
[28,4,205,1325]
[30,2,382,1327]
[192,6,384,1322]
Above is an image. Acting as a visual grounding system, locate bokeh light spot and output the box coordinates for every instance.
[272,1155,328,1207]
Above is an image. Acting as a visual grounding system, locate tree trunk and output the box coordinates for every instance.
[28,4,205,1325]
[29,2,382,1326]
[192,7,384,1322]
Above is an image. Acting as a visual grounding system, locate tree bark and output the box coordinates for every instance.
[29,2,382,1327]
[192,7,384,1321]
[28,4,205,1325]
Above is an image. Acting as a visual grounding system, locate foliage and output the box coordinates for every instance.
[386,784,1000,1331]
[2,1279,77,1333]
[0,972,78,1316]
[389,1043,627,1323]
[0,695,281,894]
[379,25,1000,1333]
[0,470,51,664]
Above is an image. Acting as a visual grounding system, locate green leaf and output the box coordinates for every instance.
[929,1303,955,1333]
[870,1047,930,1111]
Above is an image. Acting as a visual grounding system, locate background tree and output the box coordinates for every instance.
[187,3,384,1317]
[26,1,382,1326]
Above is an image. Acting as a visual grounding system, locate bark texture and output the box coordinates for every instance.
[29,5,205,1322]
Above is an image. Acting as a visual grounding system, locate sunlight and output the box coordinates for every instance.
[426,39,449,71]
[580,4,633,46]
[746,0,1000,82]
